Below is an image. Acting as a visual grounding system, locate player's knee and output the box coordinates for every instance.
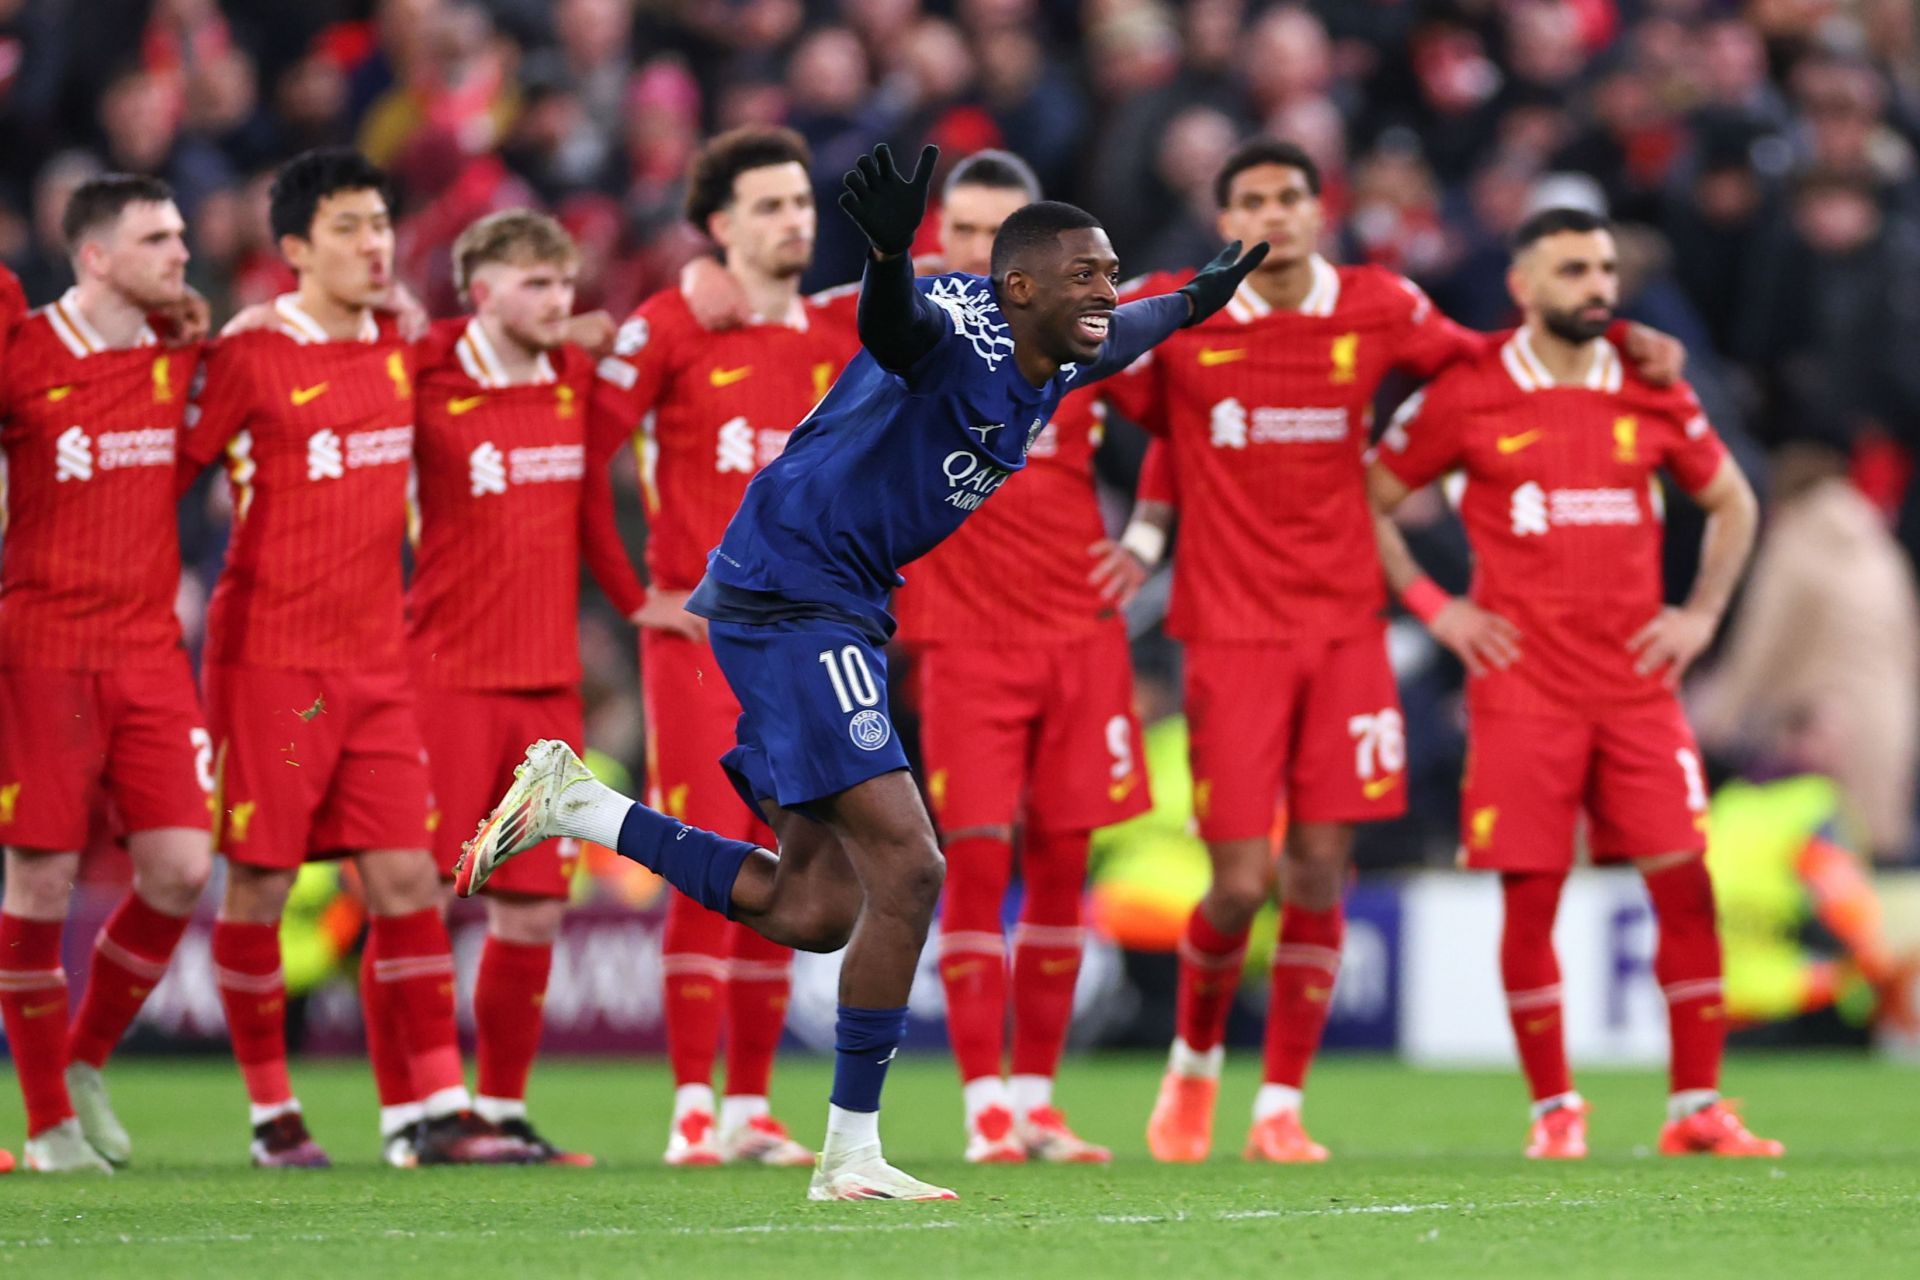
[137,850,212,917]
[220,865,296,923]
[1204,866,1273,928]
[1,850,76,918]
[357,849,443,915]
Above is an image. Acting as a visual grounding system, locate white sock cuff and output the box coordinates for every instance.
[249,1099,301,1128]
[424,1086,472,1120]
[1008,1073,1052,1117]
[380,1102,427,1138]
[554,778,634,848]
[673,1082,716,1120]
[1530,1090,1583,1121]
[474,1095,526,1125]
[823,1103,881,1158]
[961,1076,1010,1123]
[1668,1088,1719,1122]
[719,1093,769,1136]
[1253,1083,1304,1122]
[1168,1038,1225,1080]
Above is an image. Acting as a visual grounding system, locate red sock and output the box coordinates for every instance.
[360,931,418,1109]
[723,923,790,1098]
[1174,906,1248,1056]
[1500,872,1572,1102]
[368,908,463,1100]
[663,892,727,1089]
[0,913,73,1135]
[1643,857,1726,1094]
[67,893,190,1070]
[1010,830,1088,1081]
[1261,902,1343,1089]
[211,919,293,1107]
[474,936,552,1102]
[938,834,1012,1083]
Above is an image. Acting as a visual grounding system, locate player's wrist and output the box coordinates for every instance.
[1400,575,1452,626]
[1119,519,1166,569]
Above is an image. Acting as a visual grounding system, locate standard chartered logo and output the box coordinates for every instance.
[1209,398,1249,449]
[715,415,756,474]
[55,426,93,481]
[307,428,344,481]
[469,441,507,495]
[1510,481,1549,536]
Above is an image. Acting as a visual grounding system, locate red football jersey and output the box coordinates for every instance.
[1109,258,1478,642]
[893,387,1117,644]
[1373,329,1729,714]
[0,292,195,669]
[586,288,858,605]
[183,295,415,670]
[407,317,594,690]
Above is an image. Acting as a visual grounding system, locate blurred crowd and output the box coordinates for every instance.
[5,0,1920,863]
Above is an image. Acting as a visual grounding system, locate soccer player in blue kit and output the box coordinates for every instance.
[457,144,1266,1201]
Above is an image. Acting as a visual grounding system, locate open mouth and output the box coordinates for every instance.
[1077,312,1111,342]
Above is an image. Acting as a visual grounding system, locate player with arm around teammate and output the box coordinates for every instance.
[457,143,1267,1201]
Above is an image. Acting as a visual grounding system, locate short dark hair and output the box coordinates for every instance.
[61,173,174,250]
[269,147,392,242]
[945,149,1040,201]
[1215,138,1321,208]
[1511,206,1614,252]
[989,200,1104,280]
[685,126,814,233]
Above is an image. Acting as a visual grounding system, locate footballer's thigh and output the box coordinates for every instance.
[0,666,111,860]
[100,657,215,914]
[1026,625,1151,835]
[644,630,765,842]
[1459,706,1593,873]
[1288,625,1410,826]
[913,640,1044,839]
[205,665,344,908]
[1586,699,1711,864]
[310,668,437,914]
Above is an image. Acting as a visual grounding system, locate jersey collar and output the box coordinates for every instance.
[46,288,158,357]
[1222,254,1339,323]
[1499,328,1622,393]
[456,317,555,388]
[273,293,380,344]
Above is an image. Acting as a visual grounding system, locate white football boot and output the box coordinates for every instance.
[808,1145,957,1202]
[64,1063,131,1166]
[456,740,596,896]
[23,1119,113,1174]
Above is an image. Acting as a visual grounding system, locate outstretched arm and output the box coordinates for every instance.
[1072,241,1270,385]
[842,144,950,373]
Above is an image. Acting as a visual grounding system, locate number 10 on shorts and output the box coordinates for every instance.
[819,645,880,714]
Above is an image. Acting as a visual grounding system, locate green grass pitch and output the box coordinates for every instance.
[3,1053,1916,1278]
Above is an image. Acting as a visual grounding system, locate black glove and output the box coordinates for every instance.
[1177,240,1272,326]
[838,143,939,259]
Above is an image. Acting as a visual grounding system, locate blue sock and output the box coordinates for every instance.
[829,1004,909,1113]
[614,804,756,918]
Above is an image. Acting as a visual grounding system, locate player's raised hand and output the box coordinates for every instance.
[839,144,938,259]
[631,590,709,644]
[154,286,211,346]
[1087,538,1149,607]
[1177,240,1271,326]
[1623,323,1686,386]
[1626,605,1717,687]
[1428,599,1521,677]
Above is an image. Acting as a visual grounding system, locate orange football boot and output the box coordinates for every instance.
[1525,1099,1589,1160]
[1146,1073,1218,1163]
[1244,1110,1330,1163]
[1658,1101,1784,1157]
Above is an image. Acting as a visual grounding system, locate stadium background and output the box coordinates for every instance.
[3,0,1920,1065]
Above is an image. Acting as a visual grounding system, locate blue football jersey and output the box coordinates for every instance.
[689,273,1187,639]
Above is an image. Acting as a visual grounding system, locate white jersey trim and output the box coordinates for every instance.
[45,289,158,358]
[1222,255,1339,323]
[273,293,379,345]
[456,318,555,388]
[1499,329,1621,393]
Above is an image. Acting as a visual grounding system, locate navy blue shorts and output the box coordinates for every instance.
[707,617,910,818]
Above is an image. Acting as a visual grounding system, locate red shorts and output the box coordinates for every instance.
[421,685,584,898]
[0,658,211,851]
[642,631,773,843]
[1460,699,1710,872]
[206,664,432,869]
[1184,626,1407,841]
[914,625,1150,835]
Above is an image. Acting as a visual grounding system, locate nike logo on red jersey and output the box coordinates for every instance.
[290,382,330,406]
[447,395,486,415]
[710,365,753,387]
[1197,347,1248,367]
[46,385,73,402]
[1496,430,1542,454]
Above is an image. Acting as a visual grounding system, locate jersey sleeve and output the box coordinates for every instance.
[1381,272,1484,380]
[579,432,648,617]
[179,338,253,488]
[1136,435,1177,506]
[1660,382,1730,495]
[590,302,675,435]
[1371,380,1465,492]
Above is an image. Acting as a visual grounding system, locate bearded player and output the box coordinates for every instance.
[182,148,521,1168]
[0,176,212,1173]
[586,126,855,1168]
[1108,139,1683,1163]
[459,143,1265,1200]
[1367,207,1781,1159]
